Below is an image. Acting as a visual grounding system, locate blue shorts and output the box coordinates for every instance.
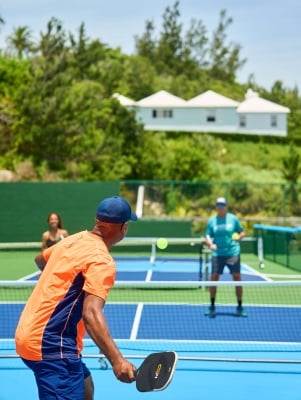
[22,358,91,400]
[211,255,241,274]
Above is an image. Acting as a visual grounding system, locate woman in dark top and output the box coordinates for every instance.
[41,212,69,250]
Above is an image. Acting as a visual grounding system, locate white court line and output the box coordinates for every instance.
[242,263,272,281]
[145,270,153,282]
[130,303,144,340]
[18,271,40,281]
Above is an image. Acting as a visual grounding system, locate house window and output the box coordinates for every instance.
[271,115,277,127]
[152,109,173,118]
[239,115,246,127]
[206,110,216,122]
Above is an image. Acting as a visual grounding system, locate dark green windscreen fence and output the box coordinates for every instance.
[0,182,195,243]
[254,224,301,272]
[0,182,120,242]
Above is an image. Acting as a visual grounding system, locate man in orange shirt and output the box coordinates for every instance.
[15,196,138,400]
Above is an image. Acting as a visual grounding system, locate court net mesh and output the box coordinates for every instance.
[1,279,300,363]
[0,235,259,253]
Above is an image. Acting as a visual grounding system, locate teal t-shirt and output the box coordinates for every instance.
[205,212,244,256]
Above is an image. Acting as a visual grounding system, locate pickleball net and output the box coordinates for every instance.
[0,235,260,265]
[1,279,300,364]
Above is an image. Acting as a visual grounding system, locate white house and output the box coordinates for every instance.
[112,93,136,107]
[135,90,191,131]
[185,90,239,133]
[237,89,290,136]
[113,89,290,137]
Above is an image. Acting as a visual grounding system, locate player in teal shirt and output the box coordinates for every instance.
[204,197,247,317]
[206,212,242,257]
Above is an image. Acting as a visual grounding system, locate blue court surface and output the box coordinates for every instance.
[1,256,300,399]
[22,255,269,282]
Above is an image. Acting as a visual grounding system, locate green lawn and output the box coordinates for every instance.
[108,285,301,305]
[242,253,301,278]
[0,250,38,280]
[1,282,299,306]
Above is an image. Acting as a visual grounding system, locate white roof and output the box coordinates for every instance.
[237,89,290,113]
[136,90,187,107]
[114,88,290,115]
[112,93,136,106]
[187,90,239,107]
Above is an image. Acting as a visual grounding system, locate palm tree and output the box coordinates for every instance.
[6,25,34,58]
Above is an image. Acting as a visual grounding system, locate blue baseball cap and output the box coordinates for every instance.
[96,196,138,224]
[216,197,227,206]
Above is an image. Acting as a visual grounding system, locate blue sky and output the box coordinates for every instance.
[0,0,300,91]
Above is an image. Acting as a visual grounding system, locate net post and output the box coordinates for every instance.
[198,242,204,282]
[150,239,156,264]
[199,241,211,289]
[257,235,264,269]
[136,185,145,218]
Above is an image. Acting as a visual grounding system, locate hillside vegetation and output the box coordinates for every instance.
[0,1,301,219]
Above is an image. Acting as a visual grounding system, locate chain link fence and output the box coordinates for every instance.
[121,180,301,235]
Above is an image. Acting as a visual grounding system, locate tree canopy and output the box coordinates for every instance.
[0,2,300,183]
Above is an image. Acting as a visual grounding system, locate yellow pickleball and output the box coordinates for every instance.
[232,233,239,240]
[156,238,168,250]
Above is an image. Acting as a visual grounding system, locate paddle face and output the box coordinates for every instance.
[135,351,178,392]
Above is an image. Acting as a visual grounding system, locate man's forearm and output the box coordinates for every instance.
[35,253,47,271]
[83,296,124,366]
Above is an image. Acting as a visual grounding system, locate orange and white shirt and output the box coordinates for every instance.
[15,230,116,361]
